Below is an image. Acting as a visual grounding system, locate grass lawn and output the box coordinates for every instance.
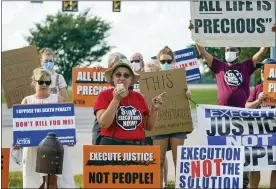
[8,172,269,188]
[1,89,217,109]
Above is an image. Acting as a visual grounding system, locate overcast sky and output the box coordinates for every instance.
[2,1,194,67]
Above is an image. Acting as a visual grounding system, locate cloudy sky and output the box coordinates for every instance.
[2,1,194,67]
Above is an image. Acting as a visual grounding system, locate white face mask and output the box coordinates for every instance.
[132,62,141,72]
[225,52,237,63]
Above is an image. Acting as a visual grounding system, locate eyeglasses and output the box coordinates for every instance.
[114,72,132,79]
[131,60,140,63]
[36,80,51,86]
[160,59,173,64]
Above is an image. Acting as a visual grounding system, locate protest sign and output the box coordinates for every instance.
[2,45,41,108]
[72,68,113,107]
[152,47,201,83]
[197,104,276,171]
[190,1,276,47]
[1,148,10,189]
[139,68,193,137]
[13,103,76,147]
[263,64,276,106]
[83,145,160,188]
[176,146,244,189]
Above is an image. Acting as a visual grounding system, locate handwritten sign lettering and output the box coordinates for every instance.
[139,68,193,137]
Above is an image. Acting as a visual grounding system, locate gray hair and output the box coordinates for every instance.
[144,59,161,72]
[108,52,127,68]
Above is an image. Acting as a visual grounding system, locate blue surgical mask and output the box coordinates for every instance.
[160,63,173,70]
[43,61,55,71]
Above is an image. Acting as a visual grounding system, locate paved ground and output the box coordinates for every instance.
[1,104,271,185]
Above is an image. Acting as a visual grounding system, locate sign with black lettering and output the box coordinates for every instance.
[83,145,160,188]
[139,68,193,137]
[197,104,276,171]
[190,1,275,47]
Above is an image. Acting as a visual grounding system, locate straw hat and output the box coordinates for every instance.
[104,59,140,86]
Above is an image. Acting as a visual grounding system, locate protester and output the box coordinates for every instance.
[189,23,276,189]
[92,52,127,145]
[13,68,76,188]
[151,46,192,188]
[189,23,276,108]
[39,48,68,101]
[143,59,169,186]
[94,59,164,145]
[130,53,144,72]
[245,58,276,189]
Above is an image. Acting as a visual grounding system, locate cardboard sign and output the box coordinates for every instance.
[13,103,76,147]
[176,146,244,189]
[190,1,275,47]
[2,148,10,189]
[83,145,160,188]
[196,104,276,171]
[2,45,41,109]
[139,68,193,137]
[263,64,276,106]
[72,68,113,107]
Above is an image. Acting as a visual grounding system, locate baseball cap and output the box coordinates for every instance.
[256,58,276,68]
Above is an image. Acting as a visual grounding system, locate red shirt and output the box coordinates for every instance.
[94,88,150,140]
[210,58,254,107]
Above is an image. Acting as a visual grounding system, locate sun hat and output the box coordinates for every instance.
[104,59,140,86]
[256,58,276,68]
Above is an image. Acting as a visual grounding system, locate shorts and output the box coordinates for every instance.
[151,132,188,140]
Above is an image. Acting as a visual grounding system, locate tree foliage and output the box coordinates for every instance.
[25,9,112,85]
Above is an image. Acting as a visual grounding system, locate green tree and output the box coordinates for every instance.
[25,9,112,85]
[188,44,270,85]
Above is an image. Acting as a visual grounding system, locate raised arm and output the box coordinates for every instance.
[195,44,214,67]
[96,99,120,129]
[189,21,214,67]
[96,88,126,129]
[252,47,269,65]
[252,25,276,65]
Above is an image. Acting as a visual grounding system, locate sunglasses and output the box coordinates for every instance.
[160,59,173,64]
[131,60,140,63]
[114,72,132,79]
[36,80,51,86]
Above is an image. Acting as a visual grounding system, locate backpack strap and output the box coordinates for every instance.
[230,70,249,98]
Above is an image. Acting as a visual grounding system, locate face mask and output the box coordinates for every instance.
[43,61,55,71]
[132,62,141,72]
[160,63,173,70]
[225,52,237,63]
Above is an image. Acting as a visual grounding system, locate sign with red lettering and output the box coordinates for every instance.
[176,146,244,189]
[13,103,76,147]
